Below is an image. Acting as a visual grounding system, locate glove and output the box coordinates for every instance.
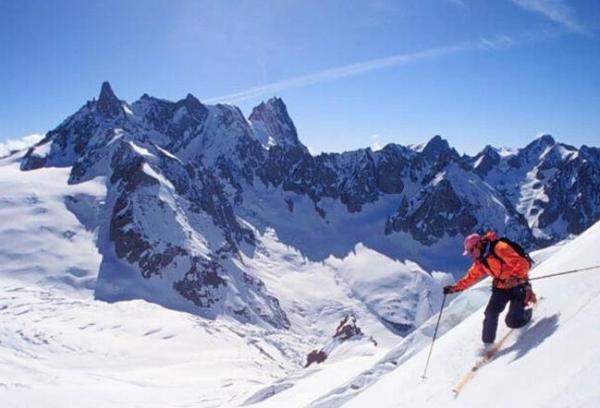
[523,282,537,305]
[443,285,458,295]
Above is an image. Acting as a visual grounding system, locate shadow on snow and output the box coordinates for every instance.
[498,313,560,362]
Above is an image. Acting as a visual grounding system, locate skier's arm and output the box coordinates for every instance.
[451,262,487,292]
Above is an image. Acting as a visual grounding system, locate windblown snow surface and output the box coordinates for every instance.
[1,144,599,408]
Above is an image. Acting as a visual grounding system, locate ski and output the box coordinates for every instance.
[452,328,513,397]
[452,297,542,398]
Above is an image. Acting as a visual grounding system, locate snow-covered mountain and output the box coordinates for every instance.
[3,81,600,407]
[13,82,600,332]
[468,135,600,243]
[0,152,439,406]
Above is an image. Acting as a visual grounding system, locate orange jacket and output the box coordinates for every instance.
[453,240,530,291]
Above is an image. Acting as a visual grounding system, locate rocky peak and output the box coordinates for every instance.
[422,135,454,161]
[249,97,288,120]
[580,145,600,161]
[522,134,556,154]
[472,145,501,177]
[536,134,556,146]
[481,144,499,156]
[97,81,124,118]
[249,97,304,150]
[17,82,600,327]
[180,93,208,120]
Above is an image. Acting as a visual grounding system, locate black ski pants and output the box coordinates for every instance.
[482,284,532,344]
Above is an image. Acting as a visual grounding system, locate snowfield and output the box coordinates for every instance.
[0,152,292,406]
[0,153,425,406]
[0,152,104,290]
[2,140,600,407]
[245,239,567,408]
[338,220,600,408]
[0,281,295,407]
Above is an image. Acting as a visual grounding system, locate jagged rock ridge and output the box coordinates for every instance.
[18,82,600,329]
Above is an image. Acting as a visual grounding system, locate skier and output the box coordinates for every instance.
[443,231,537,355]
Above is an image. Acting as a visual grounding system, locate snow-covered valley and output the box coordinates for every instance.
[0,154,429,406]
[3,143,599,407]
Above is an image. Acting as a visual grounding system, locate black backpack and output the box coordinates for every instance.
[484,237,534,268]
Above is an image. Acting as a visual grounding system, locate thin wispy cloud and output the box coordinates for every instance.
[446,0,468,8]
[0,134,43,157]
[205,35,516,104]
[512,0,586,33]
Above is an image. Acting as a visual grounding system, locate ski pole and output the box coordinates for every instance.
[529,265,600,282]
[421,293,447,380]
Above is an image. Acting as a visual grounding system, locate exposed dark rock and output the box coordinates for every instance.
[472,145,501,177]
[333,314,364,340]
[20,147,48,170]
[249,97,305,150]
[173,258,227,308]
[110,193,153,273]
[19,82,600,328]
[305,315,376,368]
[97,81,125,118]
[285,198,294,212]
[305,350,328,367]
[374,145,407,194]
[386,179,478,244]
[422,135,458,162]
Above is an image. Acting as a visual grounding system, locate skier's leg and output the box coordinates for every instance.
[482,289,510,343]
[505,285,532,328]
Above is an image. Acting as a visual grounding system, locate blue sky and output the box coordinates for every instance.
[1,0,599,154]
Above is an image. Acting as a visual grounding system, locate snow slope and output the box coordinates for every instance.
[244,242,564,408]
[0,152,104,290]
[0,278,302,407]
[2,136,598,408]
[338,219,600,408]
[0,151,302,406]
[0,148,437,407]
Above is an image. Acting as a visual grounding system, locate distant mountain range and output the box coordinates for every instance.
[17,81,600,329]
